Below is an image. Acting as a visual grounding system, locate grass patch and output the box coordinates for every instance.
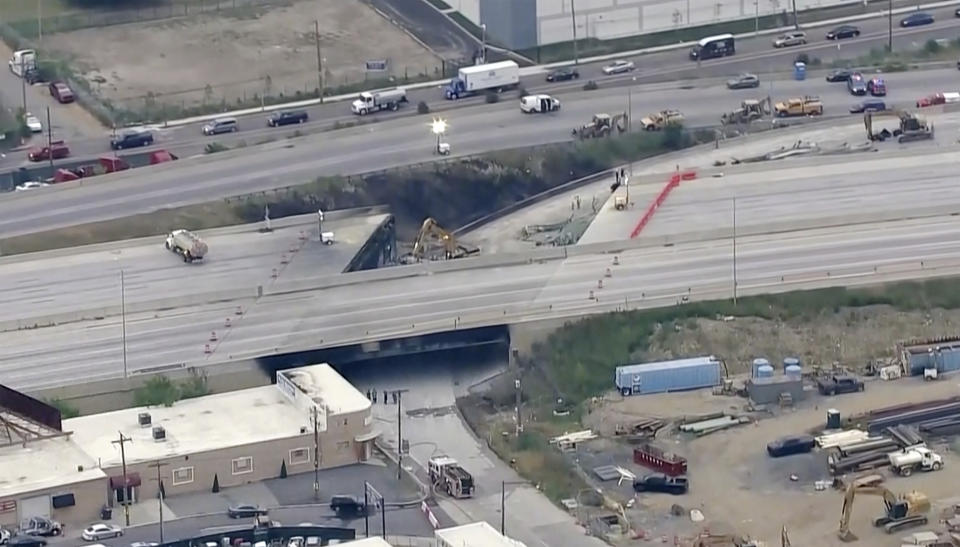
[423,0,451,9]
[448,11,485,41]
[0,126,709,255]
[0,0,71,22]
[47,398,80,419]
[831,38,960,71]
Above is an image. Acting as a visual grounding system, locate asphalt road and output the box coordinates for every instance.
[53,505,434,547]
[3,5,960,171]
[2,64,959,239]
[4,214,960,391]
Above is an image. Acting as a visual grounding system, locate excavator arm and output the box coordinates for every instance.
[838,481,905,541]
[410,217,479,261]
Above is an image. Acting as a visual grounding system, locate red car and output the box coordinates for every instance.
[867,77,886,96]
[28,140,70,162]
[48,80,74,103]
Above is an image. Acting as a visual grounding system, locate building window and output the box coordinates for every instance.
[364,415,372,426]
[343,418,348,426]
[336,441,351,452]
[289,448,310,465]
[232,456,254,475]
[172,467,194,485]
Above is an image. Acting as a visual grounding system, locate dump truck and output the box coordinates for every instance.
[640,109,684,130]
[721,98,771,125]
[774,95,823,117]
[889,447,944,476]
[572,113,628,139]
[165,229,208,262]
[444,60,519,100]
[428,456,474,498]
[351,88,407,115]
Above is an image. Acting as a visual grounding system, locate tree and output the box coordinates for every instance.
[279,460,288,479]
[212,474,220,493]
[134,375,179,407]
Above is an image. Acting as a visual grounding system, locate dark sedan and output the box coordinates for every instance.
[267,110,308,127]
[850,99,887,113]
[826,68,853,82]
[825,24,860,39]
[227,504,268,518]
[545,67,579,82]
[900,12,934,27]
[632,473,689,495]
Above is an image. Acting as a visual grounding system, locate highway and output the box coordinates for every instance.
[4,215,960,391]
[2,67,960,239]
[3,3,960,170]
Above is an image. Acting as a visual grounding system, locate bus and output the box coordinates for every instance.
[689,34,735,60]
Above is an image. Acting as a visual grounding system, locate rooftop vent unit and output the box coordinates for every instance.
[138,412,152,428]
[152,425,166,441]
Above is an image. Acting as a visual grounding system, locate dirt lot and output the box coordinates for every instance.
[576,378,960,546]
[643,306,960,375]
[43,0,442,109]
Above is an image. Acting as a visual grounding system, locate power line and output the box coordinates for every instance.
[111,432,133,526]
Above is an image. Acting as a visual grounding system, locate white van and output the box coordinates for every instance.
[520,94,560,114]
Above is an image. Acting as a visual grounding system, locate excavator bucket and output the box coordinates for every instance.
[837,529,858,542]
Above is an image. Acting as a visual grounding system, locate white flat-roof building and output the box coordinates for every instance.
[435,521,527,547]
[0,364,375,527]
[341,538,394,546]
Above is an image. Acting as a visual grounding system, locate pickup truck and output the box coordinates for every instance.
[774,96,823,117]
[27,140,70,162]
[817,375,864,395]
[632,473,689,495]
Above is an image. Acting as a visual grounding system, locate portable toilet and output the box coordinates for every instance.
[794,61,806,80]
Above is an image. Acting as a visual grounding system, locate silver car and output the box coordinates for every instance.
[773,31,807,48]
[601,60,635,75]
[726,73,760,89]
[81,523,123,541]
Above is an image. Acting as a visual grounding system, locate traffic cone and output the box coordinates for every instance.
[224,318,231,328]
[209,331,218,342]
[204,344,212,354]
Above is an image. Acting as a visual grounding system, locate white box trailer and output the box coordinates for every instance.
[9,49,36,77]
[444,61,519,100]
[351,88,407,115]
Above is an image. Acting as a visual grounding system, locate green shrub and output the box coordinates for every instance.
[134,376,180,407]
[484,90,500,103]
[204,142,228,154]
[582,80,598,91]
[417,100,430,114]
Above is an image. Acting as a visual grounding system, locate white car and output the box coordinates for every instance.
[24,113,42,133]
[602,60,635,75]
[14,181,49,192]
[81,523,123,541]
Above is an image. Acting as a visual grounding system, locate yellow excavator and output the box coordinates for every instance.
[837,474,930,542]
[407,217,479,262]
[864,109,934,143]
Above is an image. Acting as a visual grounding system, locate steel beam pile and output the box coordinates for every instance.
[866,398,960,433]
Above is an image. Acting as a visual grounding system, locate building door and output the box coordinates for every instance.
[19,495,50,520]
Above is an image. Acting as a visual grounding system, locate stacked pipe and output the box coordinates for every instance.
[867,398,960,433]
[884,425,924,447]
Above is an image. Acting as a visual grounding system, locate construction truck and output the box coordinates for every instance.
[864,110,934,143]
[406,218,479,262]
[640,109,684,131]
[889,447,944,476]
[428,456,474,499]
[720,98,771,125]
[774,95,824,117]
[165,229,208,262]
[572,113,628,139]
[838,474,930,541]
[614,195,627,210]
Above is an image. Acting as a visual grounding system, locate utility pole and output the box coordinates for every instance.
[514,377,522,436]
[570,0,579,65]
[37,0,43,43]
[20,56,27,114]
[312,406,320,500]
[120,268,128,379]
[396,389,409,480]
[45,106,53,170]
[732,195,738,306]
[112,432,133,526]
[314,20,324,103]
[754,0,759,36]
[148,461,168,544]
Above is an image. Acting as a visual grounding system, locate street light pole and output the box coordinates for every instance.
[45,106,53,170]
[732,195,738,306]
[887,0,893,52]
[120,268,128,378]
[480,24,487,64]
[754,0,759,36]
[314,20,324,103]
[20,56,27,114]
[570,0,579,65]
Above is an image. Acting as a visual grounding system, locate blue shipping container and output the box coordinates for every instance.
[615,356,722,396]
[905,342,960,375]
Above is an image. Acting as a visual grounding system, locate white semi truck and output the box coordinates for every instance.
[165,229,208,262]
[889,446,944,476]
[9,49,36,77]
[351,88,407,115]
[444,60,519,100]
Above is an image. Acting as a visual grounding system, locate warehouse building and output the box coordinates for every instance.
[0,364,376,527]
[435,521,527,547]
[448,0,854,49]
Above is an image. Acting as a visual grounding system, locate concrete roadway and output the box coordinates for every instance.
[4,215,960,391]
[3,66,960,239]
[3,4,960,170]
